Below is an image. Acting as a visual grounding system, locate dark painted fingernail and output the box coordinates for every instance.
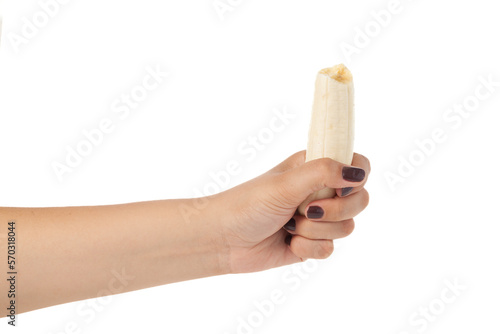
[341,187,353,197]
[284,234,292,245]
[306,206,324,219]
[283,218,296,231]
[342,166,365,182]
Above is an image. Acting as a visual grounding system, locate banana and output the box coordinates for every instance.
[298,64,355,215]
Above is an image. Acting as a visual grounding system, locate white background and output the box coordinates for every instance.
[1,0,500,333]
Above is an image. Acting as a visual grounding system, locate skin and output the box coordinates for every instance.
[0,150,370,314]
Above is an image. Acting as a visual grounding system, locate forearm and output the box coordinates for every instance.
[0,198,229,314]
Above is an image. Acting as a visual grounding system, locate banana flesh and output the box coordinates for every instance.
[298,64,355,215]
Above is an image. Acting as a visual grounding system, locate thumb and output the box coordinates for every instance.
[268,150,306,173]
[280,158,366,204]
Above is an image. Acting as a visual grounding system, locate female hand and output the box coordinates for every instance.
[0,150,369,313]
[215,150,370,274]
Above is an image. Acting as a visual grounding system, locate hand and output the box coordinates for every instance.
[1,150,369,313]
[215,150,370,274]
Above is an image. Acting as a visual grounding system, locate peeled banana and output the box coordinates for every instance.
[298,64,355,215]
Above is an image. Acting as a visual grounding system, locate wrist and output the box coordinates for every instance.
[185,195,231,276]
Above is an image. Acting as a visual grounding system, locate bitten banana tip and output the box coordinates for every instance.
[319,64,352,84]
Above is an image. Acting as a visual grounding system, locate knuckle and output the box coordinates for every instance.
[316,240,334,259]
[315,158,333,177]
[355,153,371,175]
[295,151,306,166]
[341,219,355,236]
[280,151,306,172]
[363,156,371,175]
[360,189,370,209]
[306,159,336,191]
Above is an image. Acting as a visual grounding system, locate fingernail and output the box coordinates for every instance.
[306,206,324,219]
[285,234,292,245]
[283,218,296,231]
[341,187,353,197]
[342,166,365,182]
